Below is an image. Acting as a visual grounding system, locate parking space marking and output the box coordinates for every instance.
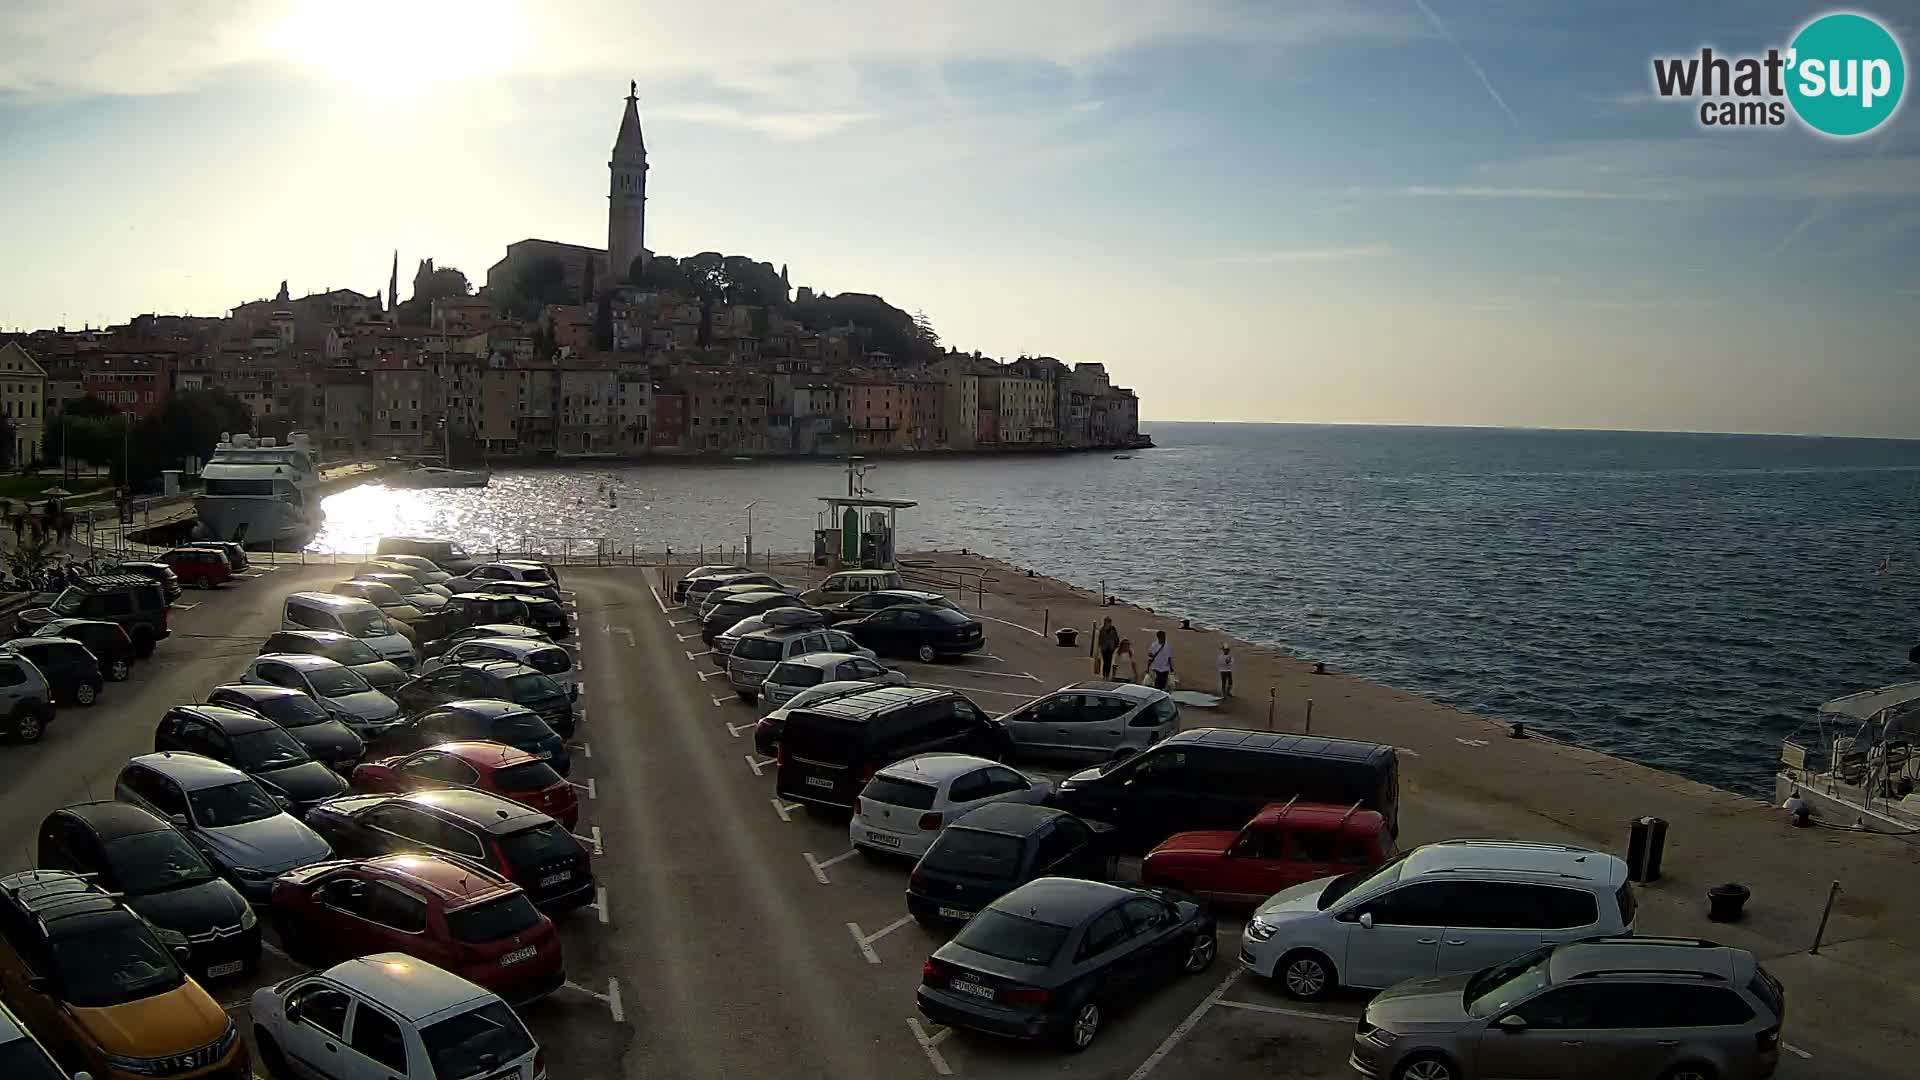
[906,1018,955,1076]
[1211,997,1352,1023]
[259,939,293,963]
[174,602,200,610]
[911,682,1040,700]
[745,754,775,776]
[570,778,598,799]
[902,663,1040,683]
[1127,969,1239,1080]
[1783,1042,1813,1059]
[972,612,1044,637]
[648,585,669,613]
[677,633,701,643]
[575,684,587,699]
[685,648,712,659]
[588,884,609,925]
[726,720,757,738]
[711,695,731,708]
[1395,746,1420,757]
[604,624,636,647]
[846,914,915,964]
[572,826,604,855]
[771,798,802,822]
[804,848,859,884]
[560,977,626,1023]
[1456,738,1489,748]
[697,668,725,681]
[668,618,694,627]
[569,741,593,759]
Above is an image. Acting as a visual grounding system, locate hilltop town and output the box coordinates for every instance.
[0,83,1145,471]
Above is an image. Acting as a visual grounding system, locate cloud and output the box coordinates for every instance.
[648,103,869,141]
[1383,185,1681,201]
[1407,0,1518,128]
[1200,244,1394,264]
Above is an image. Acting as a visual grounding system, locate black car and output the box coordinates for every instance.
[466,591,571,639]
[114,560,183,603]
[258,629,409,692]
[917,877,1218,1051]
[775,686,1011,811]
[13,574,169,657]
[422,622,550,659]
[35,801,260,981]
[3,637,104,706]
[205,684,366,772]
[400,699,571,776]
[153,705,349,816]
[700,592,810,645]
[29,618,137,681]
[394,660,575,736]
[907,803,1116,928]
[821,589,963,625]
[843,603,986,663]
[434,593,533,640]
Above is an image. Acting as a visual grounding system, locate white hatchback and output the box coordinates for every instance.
[848,754,1054,859]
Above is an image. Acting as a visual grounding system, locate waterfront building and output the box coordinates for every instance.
[0,340,48,465]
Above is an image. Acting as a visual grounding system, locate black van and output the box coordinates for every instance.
[775,686,1011,811]
[1050,727,1400,853]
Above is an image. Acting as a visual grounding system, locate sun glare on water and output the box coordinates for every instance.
[269,0,529,99]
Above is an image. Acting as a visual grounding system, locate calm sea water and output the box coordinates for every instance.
[313,424,1920,796]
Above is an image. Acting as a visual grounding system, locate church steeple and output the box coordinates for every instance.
[608,79,649,286]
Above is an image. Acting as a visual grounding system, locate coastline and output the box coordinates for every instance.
[428,435,1155,469]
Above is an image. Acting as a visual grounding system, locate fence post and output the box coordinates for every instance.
[1810,881,1842,954]
[1267,687,1276,730]
[1304,698,1315,734]
[1043,607,1049,639]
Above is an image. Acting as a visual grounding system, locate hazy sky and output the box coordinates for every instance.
[3,1,1916,436]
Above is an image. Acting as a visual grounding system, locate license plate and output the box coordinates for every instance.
[206,960,244,978]
[951,979,993,1000]
[864,831,901,847]
[499,946,537,967]
[939,907,973,920]
[540,871,573,887]
[804,776,835,789]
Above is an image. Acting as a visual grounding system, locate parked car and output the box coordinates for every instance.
[683,571,779,610]
[1140,800,1393,905]
[1240,839,1636,1001]
[1051,727,1403,854]
[354,571,452,609]
[351,563,455,597]
[674,564,752,603]
[376,535,480,574]
[36,801,259,981]
[1353,936,1787,1080]
[393,660,574,736]
[712,606,828,665]
[842,603,986,663]
[157,547,233,589]
[420,636,579,699]
[153,704,350,817]
[3,637,103,707]
[697,583,798,625]
[851,754,1053,860]
[726,625,875,701]
[399,700,571,777]
[185,540,249,571]
[471,592,570,639]
[0,997,70,1078]
[775,686,1010,811]
[14,575,169,657]
[421,622,549,659]
[115,752,333,902]
[0,652,56,743]
[305,789,594,912]
[206,684,366,771]
[112,559,182,603]
[367,554,454,586]
[270,855,565,1004]
[0,869,248,1079]
[283,591,417,670]
[331,580,425,636]
[820,588,962,625]
[452,560,557,587]
[251,954,542,1080]
[353,741,579,829]
[907,803,1115,928]
[760,651,907,708]
[753,680,882,756]
[30,617,136,681]
[434,593,534,639]
[917,877,1218,1051]
[244,653,407,740]
[1000,681,1181,764]
[259,629,409,692]
[802,568,908,605]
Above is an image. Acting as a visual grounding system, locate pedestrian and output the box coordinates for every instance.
[1217,644,1235,699]
[9,510,22,542]
[1097,616,1120,679]
[1114,638,1139,682]
[1146,629,1174,691]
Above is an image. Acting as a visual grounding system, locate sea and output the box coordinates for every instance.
[311,423,1920,797]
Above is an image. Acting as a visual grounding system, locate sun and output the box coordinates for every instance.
[269,0,529,100]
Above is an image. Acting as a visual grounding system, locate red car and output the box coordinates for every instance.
[158,547,233,589]
[1140,800,1394,905]
[269,853,565,1004]
[351,740,579,829]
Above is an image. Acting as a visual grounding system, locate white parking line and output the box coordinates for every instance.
[668,618,694,627]
[904,664,1040,682]
[260,939,293,963]
[745,754,774,776]
[569,741,593,759]
[846,914,915,964]
[1456,738,1489,748]
[589,884,609,925]
[771,798,802,822]
[726,720,756,738]
[685,648,711,659]
[973,612,1044,637]
[572,826,604,855]
[697,668,725,681]
[911,681,1040,700]
[1210,998,1352,1023]
[711,695,730,708]
[804,849,858,884]
[676,633,701,642]
[174,602,200,611]
[1783,1042,1813,1060]
[1127,969,1239,1080]
[604,625,636,647]
[570,778,597,799]
[906,1018,954,1076]
[647,585,669,614]
[607,977,625,1023]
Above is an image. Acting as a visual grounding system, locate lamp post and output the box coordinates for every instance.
[744,500,758,564]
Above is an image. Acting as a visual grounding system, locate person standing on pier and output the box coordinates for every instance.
[1097,617,1120,679]
[1217,644,1235,699]
[1115,638,1138,682]
[1147,630,1174,691]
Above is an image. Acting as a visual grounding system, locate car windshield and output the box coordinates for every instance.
[863,774,938,810]
[188,780,282,827]
[308,666,373,697]
[319,638,381,665]
[420,1000,534,1080]
[494,761,563,793]
[352,583,404,606]
[1317,852,1408,910]
[258,693,330,727]
[769,662,823,688]
[522,647,571,675]
[952,909,1069,966]
[341,609,392,637]
[927,828,1025,876]
[733,637,785,661]
[1465,946,1556,1017]
[0,1039,66,1079]
[492,711,556,743]
[104,830,217,892]
[231,727,313,770]
[927,607,973,625]
[507,672,565,703]
[48,588,86,615]
[497,823,579,869]
[446,894,544,944]
[49,920,185,1008]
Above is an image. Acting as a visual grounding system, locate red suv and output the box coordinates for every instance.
[351,741,579,829]
[268,853,564,1004]
[1140,799,1393,905]
[159,547,233,589]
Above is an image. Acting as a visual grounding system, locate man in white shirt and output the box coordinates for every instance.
[1217,644,1234,698]
[1146,630,1173,690]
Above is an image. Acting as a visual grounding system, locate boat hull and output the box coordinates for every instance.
[194,496,319,546]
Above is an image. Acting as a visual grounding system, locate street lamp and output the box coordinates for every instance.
[744,500,759,564]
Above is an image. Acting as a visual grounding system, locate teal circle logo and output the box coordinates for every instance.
[1787,12,1906,137]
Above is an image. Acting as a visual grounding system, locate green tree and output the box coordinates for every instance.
[3,530,60,581]
[594,293,614,351]
[62,395,116,419]
[493,256,573,320]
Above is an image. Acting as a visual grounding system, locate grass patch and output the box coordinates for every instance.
[0,475,115,502]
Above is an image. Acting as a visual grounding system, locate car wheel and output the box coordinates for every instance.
[14,711,44,743]
[1660,1066,1718,1080]
[75,683,98,706]
[736,690,756,703]
[916,644,937,663]
[108,658,132,681]
[132,631,156,658]
[1064,1001,1101,1051]
[1278,949,1335,1000]
[1183,931,1218,973]
[1395,1054,1460,1080]
[255,1031,292,1079]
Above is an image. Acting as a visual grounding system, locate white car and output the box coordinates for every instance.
[368,554,454,586]
[759,652,907,707]
[1239,839,1635,1000]
[245,653,407,739]
[419,636,580,699]
[849,754,1053,859]
[252,953,546,1080]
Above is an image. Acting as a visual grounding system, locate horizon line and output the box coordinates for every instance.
[1136,419,1920,443]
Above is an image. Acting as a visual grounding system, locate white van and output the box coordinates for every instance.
[282,592,417,670]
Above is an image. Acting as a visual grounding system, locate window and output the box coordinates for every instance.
[1337,837,1376,865]
[0,662,24,688]
[405,753,481,786]
[1444,883,1597,930]
[979,767,1031,798]
[289,985,351,1038]
[1232,826,1286,860]
[1291,830,1339,863]
[1032,820,1087,869]
[945,770,994,804]
[1077,909,1131,959]
[363,882,429,933]
[1359,882,1455,927]
[1120,897,1173,934]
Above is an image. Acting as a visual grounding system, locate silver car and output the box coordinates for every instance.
[1352,937,1786,1080]
[352,567,454,601]
[115,752,332,901]
[726,626,875,701]
[244,653,407,739]
[367,553,454,586]
[712,607,829,666]
[998,681,1180,762]
[760,652,907,707]
[421,636,580,699]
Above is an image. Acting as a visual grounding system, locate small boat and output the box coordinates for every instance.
[732,456,752,463]
[1113,454,1133,460]
[392,464,492,489]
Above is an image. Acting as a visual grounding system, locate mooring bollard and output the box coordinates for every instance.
[1267,687,1276,730]
[1043,608,1050,638]
[1305,698,1314,734]
[1810,880,1842,954]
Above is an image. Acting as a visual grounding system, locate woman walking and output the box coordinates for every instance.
[1097,617,1121,679]
[1114,638,1139,682]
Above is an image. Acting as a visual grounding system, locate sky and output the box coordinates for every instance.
[2,0,1917,437]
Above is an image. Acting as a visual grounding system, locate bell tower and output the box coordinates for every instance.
[608,80,649,286]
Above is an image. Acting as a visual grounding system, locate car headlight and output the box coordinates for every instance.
[232,865,274,881]
[1245,917,1278,942]
[101,1053,168,1076]
[150,925,188,946]
[239,905,259,930]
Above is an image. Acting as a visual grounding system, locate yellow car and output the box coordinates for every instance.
[0,871,247,1079]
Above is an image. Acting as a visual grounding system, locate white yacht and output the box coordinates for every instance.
[194,432,323,545]
[1777,680,1920,835]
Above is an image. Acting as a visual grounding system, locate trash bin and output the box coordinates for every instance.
[1054,627,1078,648]
[1706,882,1751,922]
[1625,816,1668,883]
